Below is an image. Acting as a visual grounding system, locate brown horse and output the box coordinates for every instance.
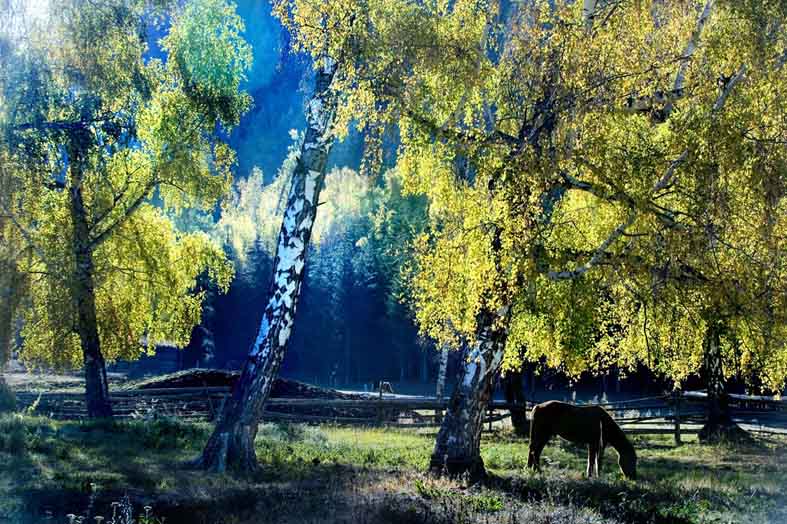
[527,401,637,479]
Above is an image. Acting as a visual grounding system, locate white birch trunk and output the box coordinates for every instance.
[197,57,338,472]
[429,307,508,479]
[436,343,449,400]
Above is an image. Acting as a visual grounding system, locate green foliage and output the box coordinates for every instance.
[280,0,787,392]
[414,477,504,513]
[0,415,27,453]
[0,0,250,369]
[136,416,206,450]
[163,0,253,126]
[362,170,430,315]
[516,3,787,389]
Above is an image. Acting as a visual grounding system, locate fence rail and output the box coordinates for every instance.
[14,388,787,440]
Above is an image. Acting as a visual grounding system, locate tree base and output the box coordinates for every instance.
[510,409,530,437]
[698,421,752,445]
[195,423,259,474]
[429,455,487,483]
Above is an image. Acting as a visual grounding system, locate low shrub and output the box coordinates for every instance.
[133,416,207,450]
[0,378,16,413]
[0,415,28,454]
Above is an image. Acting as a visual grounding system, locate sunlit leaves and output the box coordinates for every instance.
[1,0,250,371]
[19,205,233,367]
[163,0,253,126]
[277,0,787,393]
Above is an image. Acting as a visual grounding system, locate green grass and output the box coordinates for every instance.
[1,415,785,524]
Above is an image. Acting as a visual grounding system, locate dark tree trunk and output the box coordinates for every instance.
[503,367,529,437]
[68,139,112,419]
[0,256,24,368]
[698,319,747,443]
[429,306,509,481]
[197,58,338,473]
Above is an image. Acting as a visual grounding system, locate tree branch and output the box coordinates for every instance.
[664,0,714,117]
[712,64,747,112]
[0,201,52,270]
[88,178,156,250]
[547,210,637,281]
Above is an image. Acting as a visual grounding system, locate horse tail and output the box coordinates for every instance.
[529,404,539,443]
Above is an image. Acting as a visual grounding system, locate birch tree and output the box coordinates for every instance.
[397,0,759,474]
[508,0,787,442]
[196,0,454,471]
[196,48,341,470]
[0,0,249,417]
[275,0,620,477]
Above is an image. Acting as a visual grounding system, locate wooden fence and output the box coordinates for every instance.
[14,388,787,441]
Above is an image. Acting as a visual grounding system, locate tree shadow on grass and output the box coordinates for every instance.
[15,418,384,524]
[484,445,767,524]
[487,473,700,524]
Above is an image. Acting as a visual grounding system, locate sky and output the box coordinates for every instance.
[228,1,363,182]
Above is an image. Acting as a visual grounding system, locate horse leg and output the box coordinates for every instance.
[587,441,600,477]
[527,439,540,471]
[586,445,592,477]
[597,445,604,475]
[597,420,605,475]
[528,434,548,472]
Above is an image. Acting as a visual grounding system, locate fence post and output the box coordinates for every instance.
[377,387,384,426]
[673,390,682,446]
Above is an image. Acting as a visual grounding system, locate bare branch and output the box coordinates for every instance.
[547,210,637,281]
[88,178,156,250]
[712,64,747,112]
[653,150,689,192]
[0,200,51,269]
[664,0,714,117]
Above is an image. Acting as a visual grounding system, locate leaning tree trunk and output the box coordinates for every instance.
[68,139,113,419]
[698,319,746,442]
[197,57,338,473]
[429,305,509,480]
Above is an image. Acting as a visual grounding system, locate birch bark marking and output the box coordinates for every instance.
[197,57,338,473]
[429,307,509,480]
[436,343,449,401]
[428,0,600,480]
[68,134,113,419]
[664,0,714,117]
[697,317,746,442]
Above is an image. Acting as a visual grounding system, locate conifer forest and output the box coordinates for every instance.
[2,1,787,522]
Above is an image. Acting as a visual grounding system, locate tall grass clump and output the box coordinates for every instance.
[0,378,16,413]
[0,414,28,454]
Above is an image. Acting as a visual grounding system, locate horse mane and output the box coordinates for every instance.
[600,408,635,457]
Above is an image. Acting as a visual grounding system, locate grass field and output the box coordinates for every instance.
[0,414,785,523]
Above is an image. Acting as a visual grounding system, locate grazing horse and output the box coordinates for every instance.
[527,401,637,479]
